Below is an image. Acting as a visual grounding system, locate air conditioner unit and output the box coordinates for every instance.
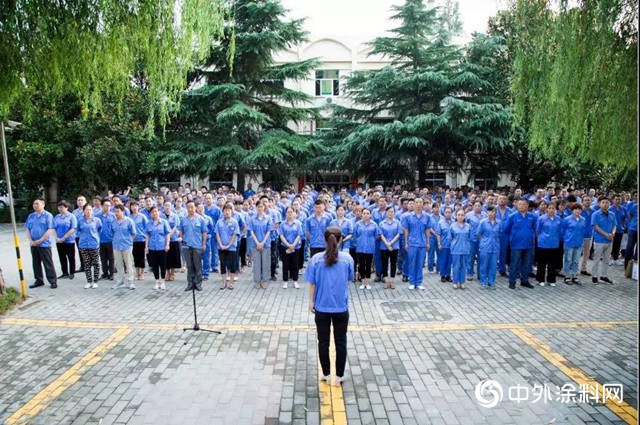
[325,97,333,104]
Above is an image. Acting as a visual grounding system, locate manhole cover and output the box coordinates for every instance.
[380,300,452,322]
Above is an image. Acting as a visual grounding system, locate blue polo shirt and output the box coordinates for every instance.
[610,205,626,233]
[215,217,240,251]
[279,220,304,249]
[146,219,171,251]
[562,215,586,248]
[477,218,501,254]
[450,222,471,255]
[305,251,354,314]
[438,218,453,249]
[591,210,617,243]
[401,212,431,248]
[504,212,536,250]
[204,204,221,228]
[465,211,487,242]
[329,218,354,250]
[161,211,180,242]
[581,208,595,238]
[72,208,84,228]
[53,212,78,244]
[305,214,332,248]
[25,210,55,248]
[354,220,380,254]
[179,215,208,248]
[201,214,214,240]
[94,211,116,243]
[626,201,637,231]
[77,217,102,249]
[248,214,273,243]
[536,214,562,249]
[112,217,136,251]
[130,213,149,243]
[378,218,402,250]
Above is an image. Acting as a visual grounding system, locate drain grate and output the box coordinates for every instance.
[380,300,452,322]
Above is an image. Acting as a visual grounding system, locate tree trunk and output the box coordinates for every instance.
[416,154,426,189]
[46,177,58,208]
[236,169,246,193]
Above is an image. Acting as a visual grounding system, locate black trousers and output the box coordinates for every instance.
[269,240,279,277]
[148,250,167,279]
[357,253,373,279]
[380,249,398,278]
[536,247,559,283]
[99,242,115,277]
[612,233,623,260]
[56,243,76,276]
[219,250,237,274]
[166,241,182,269]
[31,246,57,285]
[132,241,146,268]
[282,249,299,282]
[315,310,349,378]
[349,247,358,278]
[239,238,247,267]
[298,240,306,269]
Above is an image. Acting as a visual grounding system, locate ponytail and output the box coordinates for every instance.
[324,226,342,266]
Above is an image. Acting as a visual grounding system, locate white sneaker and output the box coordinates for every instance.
[129,282,136,290]
[539,282,545,286]
[335,376,345,385]
[154,280,160,290]
[160,280,166,290]
[233,276,238,281]
[294,282,300,289]
[84,282,91,289]
[365,284,371,289]
[408,284,415,289]
[608,260,615,266]
[616,259,624,266]
[359,284,365,289]
[282,282,288,289]
[91,282,98,289]
[416,285,426,290]
[320,375,331,383]
[549,282,556,287]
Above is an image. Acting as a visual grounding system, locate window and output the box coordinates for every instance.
[423,172,446,188]
[315,70,339,96]
[315,118,333,133]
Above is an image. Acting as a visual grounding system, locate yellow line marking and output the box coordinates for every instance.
[0,318,636,332]
[4,327,131,425]
[511,328,638,425]
[317,325,347,425]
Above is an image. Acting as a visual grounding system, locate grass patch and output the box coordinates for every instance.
[0,287,22,314]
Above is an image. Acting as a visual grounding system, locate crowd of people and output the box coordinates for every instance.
[23,183,638,293]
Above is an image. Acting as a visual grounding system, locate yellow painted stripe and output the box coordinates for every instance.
[511,328,638,425]
[318,325,347,425]
[5,327,131,425]
[1,318,636,332]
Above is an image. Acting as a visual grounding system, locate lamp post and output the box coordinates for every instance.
[1,121,27,299]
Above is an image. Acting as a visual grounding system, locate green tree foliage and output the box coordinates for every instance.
[321,0,511,185]
[158,0,320,189]
[0,0,225,123]
[510,0,637,171]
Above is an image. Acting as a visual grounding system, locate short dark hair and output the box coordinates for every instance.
[114,204,125,212]
[57,200,69,208]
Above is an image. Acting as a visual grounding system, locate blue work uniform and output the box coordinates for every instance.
[477,218,500,286]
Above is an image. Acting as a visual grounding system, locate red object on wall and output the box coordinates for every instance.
[351,178,359,189]
[298,177,306,192]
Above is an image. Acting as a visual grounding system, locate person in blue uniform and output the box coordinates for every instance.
[306,226,354,386]
[249,201,272,289]
[330,204,353,253]
[427,204,441,274]
[449,209,471,289]
[305,199,332,257]
[25,199,58,289]
[535,202,562,286]
[215,202,241,289]
[94,199,116,281]
[112,204,137,289]
[204,194,221,274]
[354,209,380,290]
[477,206,500,289]
[504,199,537,289]
[378,206,402,289]
[465,201,486,280]
[129,201,149,281]
[53,200,77,280]
[495,195,512,277]
[279,206,304,289]
[161,201,181,282]
[77,204,102,288]
[401,198,431,290]
[591,197,617,284]
[438,207,453,283]
[562,204,586,285]
[179,201,208,292]
[624,191,637,269]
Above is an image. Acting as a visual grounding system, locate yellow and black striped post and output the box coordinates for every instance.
[1,121,27,299]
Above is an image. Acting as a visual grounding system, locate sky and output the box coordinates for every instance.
[280,0,508,45]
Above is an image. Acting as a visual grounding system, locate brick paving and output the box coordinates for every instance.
[0,229,637,424]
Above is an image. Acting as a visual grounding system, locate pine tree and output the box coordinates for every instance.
[322,0,511,185]
[160,0,321,189]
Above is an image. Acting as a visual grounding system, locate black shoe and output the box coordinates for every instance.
[69,274,74,280]
[445,276,452,282]
[572,277,581,285]
[50,283,57,288]
[29,281,44,288]
[599,277,613,284]
[108,275,114,281]
[580,271,591,276]
[195,283,203,291]
[499,272,508,277]
[440,277,446,282]
[270,275,277,281]
[57,274,69,280]
[401,276,408,282]
[508,283,516,289]
[184,284,194,291]
[521,282,534,289]
[528,272,536,278]
[592,277,598,284]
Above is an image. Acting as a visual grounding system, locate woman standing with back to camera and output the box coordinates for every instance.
[306,227,354,386]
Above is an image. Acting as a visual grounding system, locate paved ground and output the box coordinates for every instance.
[0,227,638,425]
